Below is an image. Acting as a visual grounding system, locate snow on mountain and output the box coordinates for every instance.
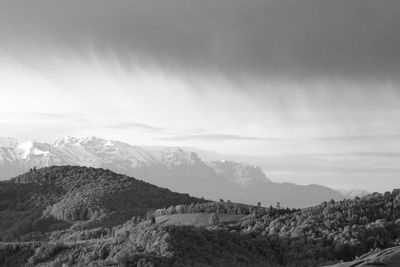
[0,136,346,207]
[51,136,158,169]
[0,136,271,188]
[209,160,271,187]
[161,147,202,167]
[0,137,18,148]
[17,140,36,159]
[0,147,18,162]
[0,138,19,162]
[0,136,158,171]
[158,148,269,186]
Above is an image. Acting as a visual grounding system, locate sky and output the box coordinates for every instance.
[0,0,400,191]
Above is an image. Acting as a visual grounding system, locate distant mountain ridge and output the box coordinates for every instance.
[0,136,345,207]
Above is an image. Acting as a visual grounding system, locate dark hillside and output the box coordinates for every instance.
[0,166,203,241]
[219,189,400,266]
[1,219,282,267]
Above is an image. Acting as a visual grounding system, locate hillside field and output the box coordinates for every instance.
[156,213,249,227]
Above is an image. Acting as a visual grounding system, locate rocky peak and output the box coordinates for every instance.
[161,147,202,167]
[0,137,18,148]
[209,160,271,187]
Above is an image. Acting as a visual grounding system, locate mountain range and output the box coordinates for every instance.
[0,136,345,207]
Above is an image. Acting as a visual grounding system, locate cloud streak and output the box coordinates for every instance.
[162,133,269,142]
[106,122,166,132]
[1,0,400,80]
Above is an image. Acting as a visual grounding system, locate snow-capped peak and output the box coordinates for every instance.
[0,137,18,148]
[53,136,81,147]
[17,140,35,159]
[16,140,51,159]
[209,160,271,187]
[52,136,158,168]
[53,136,108,147]
[161,147,202,167]
[1,136,271,189]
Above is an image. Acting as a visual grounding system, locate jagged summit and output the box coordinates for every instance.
[0,137,18,148]
[52,136,83,146]
[210,160,271,186]
[0,136,157,170]
[161,147,203,167]
[17,140,52,159]
[0,138,55,166]
[0,136,270,188]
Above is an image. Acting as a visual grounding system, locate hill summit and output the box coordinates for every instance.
[0,166,202,241]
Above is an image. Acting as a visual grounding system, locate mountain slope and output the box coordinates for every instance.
[325,246,400,267]
[0,221,281,267]
[218,189,400,266]
[0,166,202,242]
[0,136,345,207]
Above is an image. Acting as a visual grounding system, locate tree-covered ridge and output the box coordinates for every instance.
[143,190,400,266]
[1,218,284,267]
[0,166,203,242]
[152,200,283,217]
[216,190,400,265]
[14,166,203,221]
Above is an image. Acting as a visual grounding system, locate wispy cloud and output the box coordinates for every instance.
[0,111,90,124]
[310,134,400,141]
[165,133,400,142]
[308,152,400,158]
[105,122,166,132]
[161,133,269,141]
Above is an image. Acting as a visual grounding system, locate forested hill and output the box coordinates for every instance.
[0,166,203,241]
[218,189,400,265]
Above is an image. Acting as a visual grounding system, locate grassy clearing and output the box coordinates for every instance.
[156,213,248,227]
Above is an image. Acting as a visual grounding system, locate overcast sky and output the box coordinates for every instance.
[0,0,399,191]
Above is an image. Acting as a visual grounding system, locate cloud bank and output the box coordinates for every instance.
[0,0,400,191]
[1,0,400,80]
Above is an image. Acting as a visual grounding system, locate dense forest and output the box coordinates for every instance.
[151,191,400,266]
[220,190,400,266]
[1,166,400,266]
[0,166,203,241]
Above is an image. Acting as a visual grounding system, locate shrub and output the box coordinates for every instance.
[208,213,219,226]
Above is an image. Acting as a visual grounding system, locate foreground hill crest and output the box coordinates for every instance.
[0,165,203,241]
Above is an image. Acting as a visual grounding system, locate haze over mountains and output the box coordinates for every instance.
[0,136,345,207]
